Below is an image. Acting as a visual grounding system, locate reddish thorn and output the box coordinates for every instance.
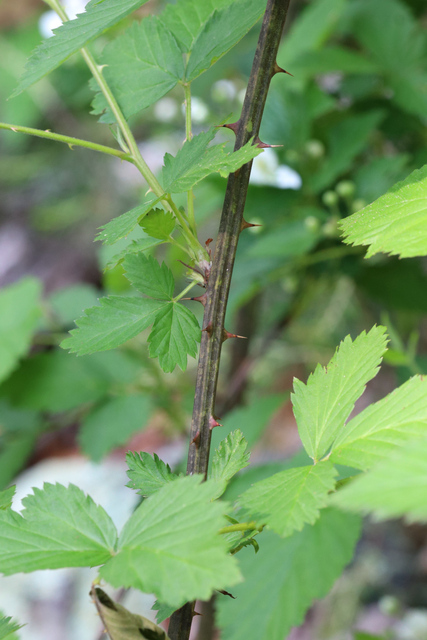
[202,321,213,336]
[192,610,202,617]
[273,61,293,77]
[178,260,203,277]
[191,430,201,447]
[209,415,223,430]
[254,136,283,149]
[189,294,207,307]
[241,218,262,231]
[205,238,213,247]
[222,328,247,342]
[217,121,240,135]
[218,590,236,599]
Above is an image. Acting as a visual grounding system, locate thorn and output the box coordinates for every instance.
[189,293,207,306]
[192,610,202,617]
[254,136,283,149]
[145,187,153,196]
[205,238,214,247]
[44,129,51,133]
[191,430,201,447]
[10,127,18,132]
[202,321,213,336]
[222,328,247,342]
[217,121,240,135]
[273,61,293,76]
[241,218,262,232]
[209,415,223,430]
[218,590,236,599]
[178,260,204,277]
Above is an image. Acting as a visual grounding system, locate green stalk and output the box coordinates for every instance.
[0,122,132,161]
[218,522,259,535]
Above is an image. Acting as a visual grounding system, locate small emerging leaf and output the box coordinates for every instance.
[126,451,179,497]
[140,209,176,240]
[211,430,250,498]
[148,303,201,372]
[123,254,174,300]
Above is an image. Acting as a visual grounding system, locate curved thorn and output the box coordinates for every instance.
[241,218,262,231]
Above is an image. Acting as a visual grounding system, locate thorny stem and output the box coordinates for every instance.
[168,1,291,639]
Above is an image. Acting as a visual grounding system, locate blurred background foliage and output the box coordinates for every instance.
[1,0,427,637]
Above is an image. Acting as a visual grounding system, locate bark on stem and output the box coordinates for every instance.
[168,1,291,638]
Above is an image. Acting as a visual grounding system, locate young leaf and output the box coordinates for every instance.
[330,375,427,470]
[0,487,15,511]
[96,197,161,245]
[79,394,152,462]
[91,586,170,640]
[0,616,23,640]
[239,461,337,538]
[140,209,176,240]
[126,452,179,498]
[217,509,361,640]
[340,164,427,259]
[12,0,150,97]
[0,483,117,574]
[331,436,427,523]
[105,238,164,271]
[148,303,201,373]
[61,296,164,356]
[91,17,184,122]
[100,475,241,608]
[211,430,250,498]
[161,130,263,194]
[0,278,41,385]
[292,326,388,461]
[123,254,174,300]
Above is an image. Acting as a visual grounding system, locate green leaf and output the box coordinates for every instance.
[79,394,152,462]
[0,616,23,640]
[100,475,241,608]
[148,303,200,373]
[123,254,174,300]
[91,587,170,640]
[340,165,427,259]
[91,17,184,122]
[161,130,262,194]
[61,296,164,356]
[160,0,230,52]
[140,209,176,240]
[217,509,361,640]
[96,197,161,245]
[152,601,176,625]
[105,238,164,271]
[0,487,15,511]
[211,430,250,498]
[331,436,427,523]
[330,376,427,470]
[0,483,117,574]
[239,461,337,537]
[292,326,388,461]
[126,452,179,498]
[12,0,150,97]
[0,278,41,384]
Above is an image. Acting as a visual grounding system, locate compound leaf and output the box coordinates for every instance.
[239,461,337,538]
[211,430,250,498]
[96,197,161,245]
[61,296,164,355]
[0,483,117,574]
[148,303,200,373]
[330,375,427,470]
[12,0,150,97]
[292,326,388,461]
[340,164,427,258]
[100,475,241,608]
[126,452,179,498]
[123,254,174,300]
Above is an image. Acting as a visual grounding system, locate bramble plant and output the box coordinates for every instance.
[1,0,427,639]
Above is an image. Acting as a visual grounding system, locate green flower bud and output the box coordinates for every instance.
[336,180,356,199]
[322,190,338,208]
[304,139,325,159]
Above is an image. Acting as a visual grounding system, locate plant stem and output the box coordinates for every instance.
[174,281,198,303]
[0,122,132,161]
[168,1,291,638]
[218,522,259,535]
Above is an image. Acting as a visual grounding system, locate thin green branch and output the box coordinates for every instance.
[173,281,198,303]
[218,522,259,535]
[0,122,132,161]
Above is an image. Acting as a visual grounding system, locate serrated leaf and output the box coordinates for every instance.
[340,165,427,259]
[211,430,250,498]
[96,197,161,245]
[0,278,41,384]
[91,586,170,640]
[105,238,164,271]
[79,394,152,462]
[126,452,179,498]
[161,130,262,194]
[160,0,230,52]
[239,461,337,538]
[0,616,23,640]
[331,436,427,523]
[140,209,176,240]
[292,327,388,461]
[123,254,174,300]
[148,303,200,373]
[0,483,117,574]
[91,17,184,122]
[217,509,361,640]
[152,601,176,625]
[61,296,164,355]
[100,475,241,608]
[12,0,150,97]
[0,487,15,511]
[330,376,427,470]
